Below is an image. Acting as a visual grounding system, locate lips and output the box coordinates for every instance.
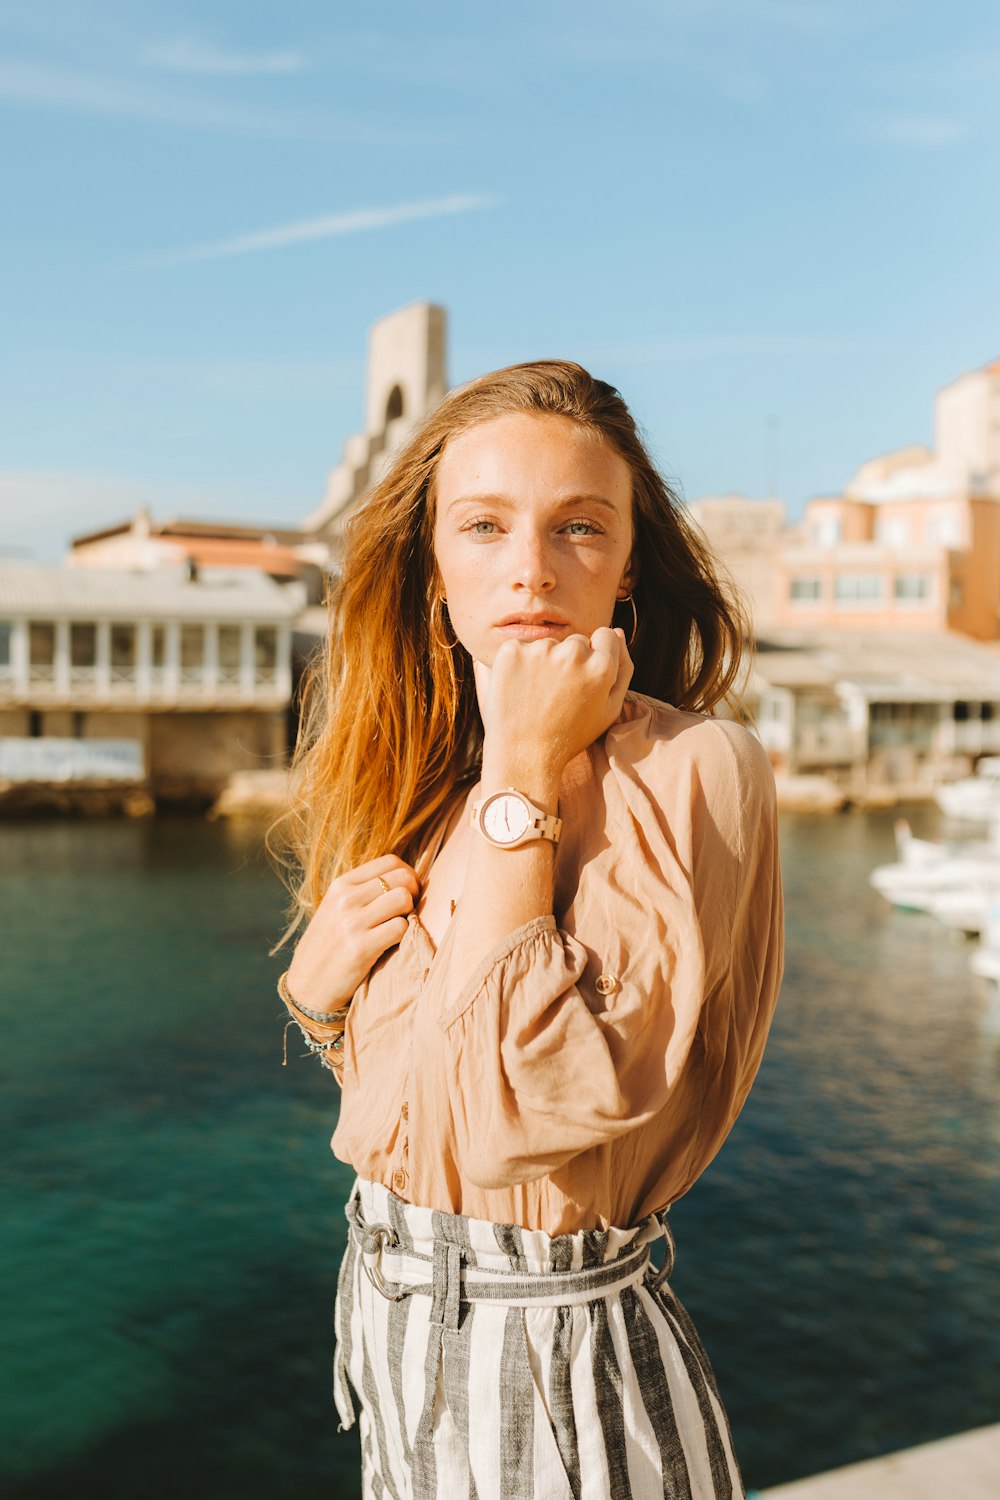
[496,613,570,627]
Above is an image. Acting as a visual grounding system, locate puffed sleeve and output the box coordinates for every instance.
[426,704,784,1191]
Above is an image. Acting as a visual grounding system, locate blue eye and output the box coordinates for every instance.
[564,520,600,536]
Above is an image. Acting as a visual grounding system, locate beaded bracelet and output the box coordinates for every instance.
[282,1016,346,1068]
[277,969,350,1029]
[303,1032,344,1054]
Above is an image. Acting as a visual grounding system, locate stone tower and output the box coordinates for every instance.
[304,302,448,557]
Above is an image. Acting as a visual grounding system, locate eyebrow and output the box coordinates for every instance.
[445,492,623,517]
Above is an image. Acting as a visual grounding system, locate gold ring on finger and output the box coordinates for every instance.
[377,875,390,896]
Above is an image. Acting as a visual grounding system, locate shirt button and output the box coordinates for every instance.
[392,1168,408,1194]
[400,1101,408,1121]
[595,973,619,996]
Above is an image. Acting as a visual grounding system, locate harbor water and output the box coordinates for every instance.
[1,808,998,1497]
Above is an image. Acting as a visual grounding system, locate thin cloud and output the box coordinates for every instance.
[862,114,972,147]
[143,38,306,77]
[144,194,500,267]
[0,58,436,144]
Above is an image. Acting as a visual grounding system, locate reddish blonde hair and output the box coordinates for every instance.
[274,360,749,926]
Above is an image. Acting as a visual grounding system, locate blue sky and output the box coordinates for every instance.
[1,0,998,561]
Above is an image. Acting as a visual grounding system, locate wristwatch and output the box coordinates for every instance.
[470,787,563,849]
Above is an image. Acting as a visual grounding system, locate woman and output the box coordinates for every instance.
[276,361,784,1499]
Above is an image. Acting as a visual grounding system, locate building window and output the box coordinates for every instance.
[894,574,931,602]
[29,622,55,664]
[218,624,241,685]
[835,574,883,603]
[790,576,823,602]
[70,622,97,669]
[29,622,55,681]
[0,621,11,668]
[29,709,43,737]
[110,624,136,682]
[255,626,277,684]
[983,703,995,722]
[876,516,912,548]
[73,711,86,738]
[812,518,842,547]
[180,625,204,683]
[954,701,970,722]
[927,514,962,547]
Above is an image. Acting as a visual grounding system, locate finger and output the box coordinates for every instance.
[365,914,410,958]
[346,854,418,888]
[362,883,416,920]
[587,625,623,677]
[553,631,592,661]
[610,631,634,699]
[359,867,419,904]
[589,624,620,659]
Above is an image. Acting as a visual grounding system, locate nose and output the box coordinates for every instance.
[510,526,556,593]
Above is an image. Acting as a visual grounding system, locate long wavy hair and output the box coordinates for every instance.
[273,359,749,928]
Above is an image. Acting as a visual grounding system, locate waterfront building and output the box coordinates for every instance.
[16,304,451,812]
[691,358,1000,643]
[68,512,327,606]
[749,628,1000,792]
[0,560,303,807]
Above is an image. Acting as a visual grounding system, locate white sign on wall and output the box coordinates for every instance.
[0,738,145,783]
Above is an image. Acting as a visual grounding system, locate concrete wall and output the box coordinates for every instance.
[148,709,286,797]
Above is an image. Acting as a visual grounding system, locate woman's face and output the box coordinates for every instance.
[432,412,635,666]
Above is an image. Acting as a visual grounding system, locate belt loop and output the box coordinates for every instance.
[429,1240,462,1330]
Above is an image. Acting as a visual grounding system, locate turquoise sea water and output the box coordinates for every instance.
[1,809,998,1497]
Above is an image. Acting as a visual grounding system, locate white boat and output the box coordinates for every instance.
[893,818,949,866]
[870,852,1000,911]
[928,886,996,936]
[936,756,1000,822]
[971,945,1000,981]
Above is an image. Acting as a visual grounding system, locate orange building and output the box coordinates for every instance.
[771,359,1000,639]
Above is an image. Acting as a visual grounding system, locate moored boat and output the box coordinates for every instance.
[936,756,1000,822]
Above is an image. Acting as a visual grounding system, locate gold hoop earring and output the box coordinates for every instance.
[429,593,459,651]
[616,591,638,648]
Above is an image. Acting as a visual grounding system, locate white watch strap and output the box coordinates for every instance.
[532,811,562,842]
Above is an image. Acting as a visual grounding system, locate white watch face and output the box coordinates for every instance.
[482,792,532,845]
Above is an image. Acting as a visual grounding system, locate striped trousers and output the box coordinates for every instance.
[334,1177,744,1500]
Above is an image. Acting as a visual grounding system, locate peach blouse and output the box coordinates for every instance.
[321,692,783,1236]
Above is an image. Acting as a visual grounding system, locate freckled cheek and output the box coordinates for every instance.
[439,555,495,642]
